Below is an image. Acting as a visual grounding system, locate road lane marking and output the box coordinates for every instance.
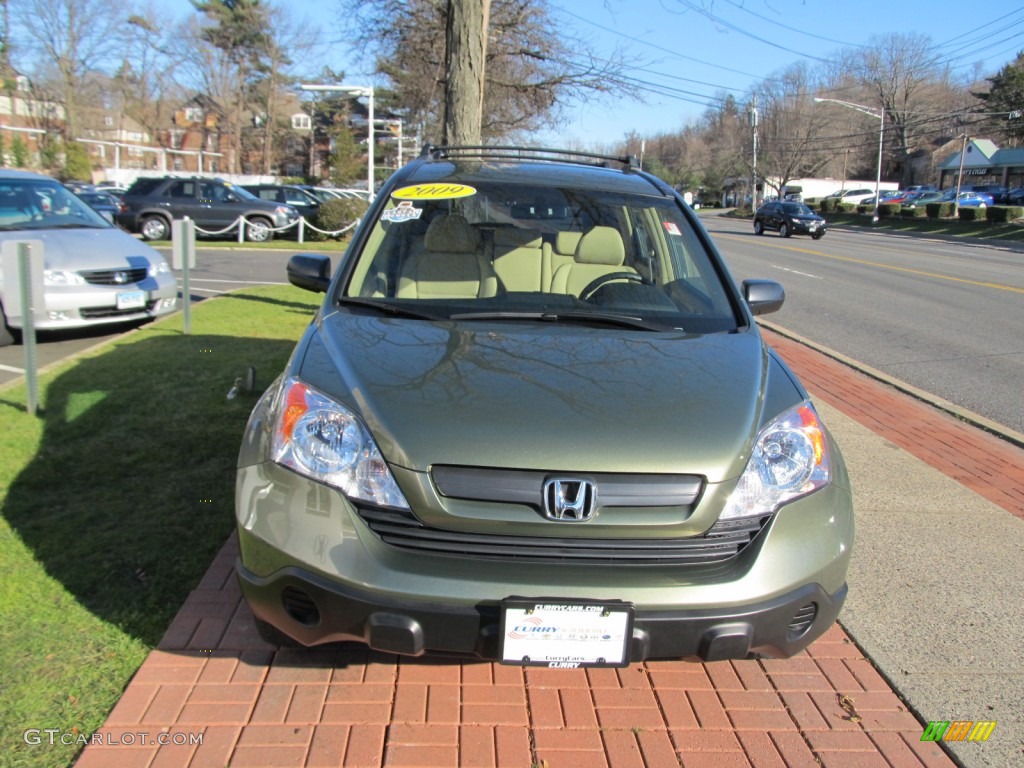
[0,363,25,374]
[718,234,1024,294]
[772,265,822,279]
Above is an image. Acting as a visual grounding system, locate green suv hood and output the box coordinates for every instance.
[300,314,777,482]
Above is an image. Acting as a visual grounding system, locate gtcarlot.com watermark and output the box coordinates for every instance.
[23,729,203,747]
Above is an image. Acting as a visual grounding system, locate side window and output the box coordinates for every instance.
[200,183,229,202]
[166,181,195,199]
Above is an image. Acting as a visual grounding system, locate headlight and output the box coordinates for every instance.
[719,400,831,521]
[44,269,86,286]
[270,377,409,509]
[149,259,171,277]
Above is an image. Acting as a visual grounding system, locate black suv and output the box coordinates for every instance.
[116,176,299,242]
[753,200,827,239]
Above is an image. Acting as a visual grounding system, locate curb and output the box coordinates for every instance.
[758,319,1024,451]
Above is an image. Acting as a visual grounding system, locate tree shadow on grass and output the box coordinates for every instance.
[1,330,298,646]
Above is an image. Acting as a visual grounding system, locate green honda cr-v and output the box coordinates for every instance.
[235,146,853,667]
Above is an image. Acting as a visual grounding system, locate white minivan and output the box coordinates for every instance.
[0,170,178,347]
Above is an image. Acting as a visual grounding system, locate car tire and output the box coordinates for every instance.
[812,231,824,240]
[140,215,171,241]
[780,223,791,238]
[245,217,273,243]
[753,220,764,235]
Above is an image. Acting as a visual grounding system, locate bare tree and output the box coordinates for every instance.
[443,0,490,144]
[11,0,129,140]
[843,33,959,186]
[339,0,636,143]
[114,8,182,147]
[751,62,833,195]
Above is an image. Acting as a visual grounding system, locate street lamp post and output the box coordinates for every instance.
[814,97,885,222]
[300,83,375,199]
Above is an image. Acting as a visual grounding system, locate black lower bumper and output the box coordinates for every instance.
[237,560,847,662]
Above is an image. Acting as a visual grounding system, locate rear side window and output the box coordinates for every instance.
[126,178,164,195]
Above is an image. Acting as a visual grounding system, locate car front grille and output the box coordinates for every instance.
[80,267,149,286]
[79,301,157,319]
[354,505,770,565]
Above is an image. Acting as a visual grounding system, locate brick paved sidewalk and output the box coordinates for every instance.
[73,326,1024,768]
[74,537,951,768]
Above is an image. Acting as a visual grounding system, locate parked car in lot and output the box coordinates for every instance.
[73,190,122,223]
[234,145,853,664]
[0,170,177,347]
[116,176,299,242]
[860,191,901,207]
[969,185,1008,204]
[753,200,827,239]
[242,183,321,221]
[956,191,994,208]
[825,188,874,206]
[900,191,944,210]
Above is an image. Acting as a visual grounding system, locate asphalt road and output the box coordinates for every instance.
[702,214,1024,436]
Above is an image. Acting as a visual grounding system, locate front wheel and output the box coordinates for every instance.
[779,223,791,238]
[140,215,170,241]
[245,217,273,243]
[753,220,764,235]
[812,231,824,240]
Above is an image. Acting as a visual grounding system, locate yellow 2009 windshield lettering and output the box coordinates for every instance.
[391,183,476,200]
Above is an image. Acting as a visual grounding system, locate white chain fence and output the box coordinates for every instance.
[188,215,361,243]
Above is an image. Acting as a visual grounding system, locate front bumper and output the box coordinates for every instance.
[235,456,853,662]
[790,220,825,235]
[237,557,846,661]
[6,276,178,331]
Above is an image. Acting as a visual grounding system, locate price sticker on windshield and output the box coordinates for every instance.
[391,183,477,201]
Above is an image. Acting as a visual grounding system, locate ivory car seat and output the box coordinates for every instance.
[397,214,499,299]
[491,228,545,292]
[549,226,635,296]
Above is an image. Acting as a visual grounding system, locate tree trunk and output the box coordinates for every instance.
[442,0,490,145]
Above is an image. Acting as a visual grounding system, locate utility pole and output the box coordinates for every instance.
[954,133,969,218]
[750,98,758,210]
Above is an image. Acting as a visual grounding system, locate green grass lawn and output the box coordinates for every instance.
[0,286,319,768]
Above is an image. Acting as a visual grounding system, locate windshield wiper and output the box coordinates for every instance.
[449,310,673,332]
[339,297,445,321]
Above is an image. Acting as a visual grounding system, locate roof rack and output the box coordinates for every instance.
[420,144,639,170]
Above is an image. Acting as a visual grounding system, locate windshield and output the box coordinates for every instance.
[342,179,740,333]
[781,202,814,216]
[0,179,111,230]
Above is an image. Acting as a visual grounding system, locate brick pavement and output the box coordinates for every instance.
[73,325,1024,768]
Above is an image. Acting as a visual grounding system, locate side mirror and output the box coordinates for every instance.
[287,254,332,293]
[742,279,785,316]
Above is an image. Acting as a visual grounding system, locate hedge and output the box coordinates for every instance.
[986,205,1023,223]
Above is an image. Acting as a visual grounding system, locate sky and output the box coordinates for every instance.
[157,0,1024,147]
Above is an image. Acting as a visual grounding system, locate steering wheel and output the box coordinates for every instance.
[579,272,653,301]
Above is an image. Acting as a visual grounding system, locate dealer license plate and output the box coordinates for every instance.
[116,290,146,310]
[499,599,633,668]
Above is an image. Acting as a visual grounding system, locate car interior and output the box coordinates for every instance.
[344,183,736,329]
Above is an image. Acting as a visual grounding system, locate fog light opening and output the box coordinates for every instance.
[281,586,320,627]
[787,602,818,640]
